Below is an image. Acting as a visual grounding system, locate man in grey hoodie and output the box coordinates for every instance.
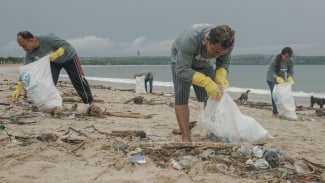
[171,24,235,142]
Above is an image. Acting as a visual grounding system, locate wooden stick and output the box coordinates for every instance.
[105,111,152,119]
[68,127,88,137]
[110,130,146,138]
[71,141,86,153]
[140,142,240,149]
[9,120,37,125]
[0,102,10,106]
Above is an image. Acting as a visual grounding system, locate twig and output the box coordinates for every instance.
[0,102,10,106]
[105,111,153,119]
[140,142,240,149]
[90,125,110,135]
[9,120,37,125]
[71,141,86,153]
[68,127,88,137]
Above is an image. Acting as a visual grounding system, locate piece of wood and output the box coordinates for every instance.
[110,130,146,138]
[0,102,10,106]
[9,120,37,125]
[140,142,240,149]
[105,111,152,119]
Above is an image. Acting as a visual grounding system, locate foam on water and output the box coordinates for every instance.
[61,74,325,98]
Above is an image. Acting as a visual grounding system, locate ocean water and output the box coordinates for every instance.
[60,64,325,106]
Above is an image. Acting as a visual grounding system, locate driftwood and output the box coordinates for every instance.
[0,113,38,120]
[303,157,325,169]
[124,96,172,106]
[315,109,325,116]
[110,130,146,138]
[63,97,81,103]
[124,96,144,104]
[104,110,152,119]
[68,127,89,137]
[140,142,240,149]
[37,133,58,142]
[71,141,86,153]
[0,102,10,106]
[9,120,37,125]
[116,88,135,92]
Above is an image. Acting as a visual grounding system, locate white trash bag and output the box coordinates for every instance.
[19,55,62,111]
[201,90,273,143]
[135,76,146,94]
[272,83,297,120]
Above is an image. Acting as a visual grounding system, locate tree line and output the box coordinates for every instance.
[1,55,325,65]
[0,57,22,64]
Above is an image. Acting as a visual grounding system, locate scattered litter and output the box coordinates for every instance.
[132,154,146,164]
[171,159,182,170]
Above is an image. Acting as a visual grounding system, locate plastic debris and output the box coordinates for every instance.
[131,154,146,164]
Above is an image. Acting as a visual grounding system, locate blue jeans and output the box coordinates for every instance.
[145,78,153,93]
[267,80,278,114]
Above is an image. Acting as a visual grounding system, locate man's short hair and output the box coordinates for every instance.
[209,25,235,49]
[17,31,34,40]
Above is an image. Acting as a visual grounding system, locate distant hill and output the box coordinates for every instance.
[1,55,324,65]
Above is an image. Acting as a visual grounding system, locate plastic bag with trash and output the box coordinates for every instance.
[135,75,146,94]
[201,90,273,143]
[18,55,62,111]
[272,82,297,120]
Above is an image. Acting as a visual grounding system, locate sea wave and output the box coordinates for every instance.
[61,75,325,98]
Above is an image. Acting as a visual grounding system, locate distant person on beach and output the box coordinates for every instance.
[13,31,98,109]
[171,24,235,142]
[133,70,154,93]
[266,47,294,118]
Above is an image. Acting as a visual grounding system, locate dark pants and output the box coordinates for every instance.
[50,54,93,104]
[145,78,153,93]
[267,80,278,114]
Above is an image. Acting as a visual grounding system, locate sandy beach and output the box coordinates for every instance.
[0,64,324,183]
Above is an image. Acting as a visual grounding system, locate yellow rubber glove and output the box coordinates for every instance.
[287,76,294,83]
[215,67,229,88]
[192,72,222,99]
[275,77,284,84]
[50,47,65,61]
[12,81,24,101]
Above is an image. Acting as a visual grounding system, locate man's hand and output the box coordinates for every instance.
[192,72,222,100]
[275,77,284,84]
[287,76,294,83]
[215,67,229,88]
[50,47,65,61]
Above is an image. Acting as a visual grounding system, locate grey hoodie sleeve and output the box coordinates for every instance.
[174,35,200,82]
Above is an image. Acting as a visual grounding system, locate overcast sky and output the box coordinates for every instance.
[1,0,324,57]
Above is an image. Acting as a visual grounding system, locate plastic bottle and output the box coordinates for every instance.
[238,145,252,156]
[252,145,264,158]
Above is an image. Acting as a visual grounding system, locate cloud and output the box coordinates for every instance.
[68,36,173,57]
[1,36,323,57]
[0,36,173,57]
